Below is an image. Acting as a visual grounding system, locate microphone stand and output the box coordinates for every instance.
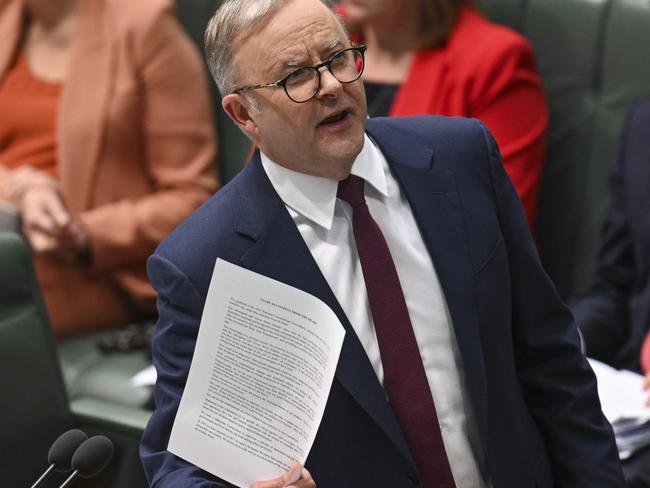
[30,464,55,488]
[58,469,79,488]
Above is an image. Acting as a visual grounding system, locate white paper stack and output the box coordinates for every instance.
[588,358,650,459]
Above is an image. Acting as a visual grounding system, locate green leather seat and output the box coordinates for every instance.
[482,0,650,298]
[0,232,74,486]
[0,232,150,487]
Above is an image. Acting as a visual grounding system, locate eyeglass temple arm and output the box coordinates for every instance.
[235,81,282,94]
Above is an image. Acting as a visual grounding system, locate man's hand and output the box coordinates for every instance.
[644,372,650,408]
[249,462,315,488]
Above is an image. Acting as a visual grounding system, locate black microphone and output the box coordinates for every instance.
[57,435,114,488]
[30,429,88,488]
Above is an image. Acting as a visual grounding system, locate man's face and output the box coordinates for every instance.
[224,0,367,180]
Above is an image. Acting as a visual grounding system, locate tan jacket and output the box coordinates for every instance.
[0,0,219,310]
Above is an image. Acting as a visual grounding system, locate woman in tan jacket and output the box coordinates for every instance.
[0,0,219,335]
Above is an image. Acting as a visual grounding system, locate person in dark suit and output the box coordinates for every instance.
[571,98,650,488]
[140,0,624,486]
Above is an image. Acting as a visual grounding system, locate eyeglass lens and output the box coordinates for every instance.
[284,48,364,103]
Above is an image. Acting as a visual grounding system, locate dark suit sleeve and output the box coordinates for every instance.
[140,253,230,488]
[570,107,637,363]
[480,123,624,486]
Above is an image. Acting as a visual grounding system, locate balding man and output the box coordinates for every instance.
[140,0,624,487]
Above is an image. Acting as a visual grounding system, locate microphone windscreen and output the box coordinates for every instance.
[71,435,114,478]
[47,429,89,472]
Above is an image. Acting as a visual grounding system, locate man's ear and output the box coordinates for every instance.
[222,94,258,139]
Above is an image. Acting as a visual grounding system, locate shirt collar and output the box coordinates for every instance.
[260,134,389,230]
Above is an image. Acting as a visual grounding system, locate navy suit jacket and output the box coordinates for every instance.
[140,116,623,487]
[572,99,650,371]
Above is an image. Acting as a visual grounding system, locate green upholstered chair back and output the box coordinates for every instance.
[175,0,253,184]
[0,232,74,486]
[482,0,650,298]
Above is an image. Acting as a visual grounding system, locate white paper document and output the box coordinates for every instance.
[130,365,156,387]
[588,358,650,423]
[588,358,650,459]
[168,259,345,488]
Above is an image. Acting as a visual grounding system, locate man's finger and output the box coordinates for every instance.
[287,467,315,488]
[296,466,312,481]
[285,461,303,485]
[249,462,303,488]
[249,477,285,488]
[643,373,650,391]
[289,480,315,488]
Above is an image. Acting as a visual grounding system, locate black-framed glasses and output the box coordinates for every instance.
[233,45,367,103]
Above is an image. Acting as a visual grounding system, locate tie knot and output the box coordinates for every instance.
[337,174,366,208]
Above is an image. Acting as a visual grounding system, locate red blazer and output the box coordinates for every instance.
[346,7,548,227]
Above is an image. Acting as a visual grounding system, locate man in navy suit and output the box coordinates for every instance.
[571,98,650,487]
[140,0,623,486]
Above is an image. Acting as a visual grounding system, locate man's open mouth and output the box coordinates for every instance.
[319,110,349,126]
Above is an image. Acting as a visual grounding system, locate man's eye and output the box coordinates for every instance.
[286,68,313,85]
[330,51,349,69]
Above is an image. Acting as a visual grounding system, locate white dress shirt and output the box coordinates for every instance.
[260,135,489,488]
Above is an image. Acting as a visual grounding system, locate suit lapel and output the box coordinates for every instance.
[235,155,414,466]
[58,0,114,211]
[367,120,490,448]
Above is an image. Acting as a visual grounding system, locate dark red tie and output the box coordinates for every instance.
[338,175,456,488]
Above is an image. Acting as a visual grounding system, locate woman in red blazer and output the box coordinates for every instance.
[339,0,548,228]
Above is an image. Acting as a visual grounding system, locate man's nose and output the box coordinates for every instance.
[316,68,342,98]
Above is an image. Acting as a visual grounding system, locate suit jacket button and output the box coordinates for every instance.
[406,472,419,485]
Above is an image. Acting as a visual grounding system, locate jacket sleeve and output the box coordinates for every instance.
[79,5,219,272]
[472,35,548,228]
[140,253,232,488]
[570,106,636,363]
[480,122,624,486]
